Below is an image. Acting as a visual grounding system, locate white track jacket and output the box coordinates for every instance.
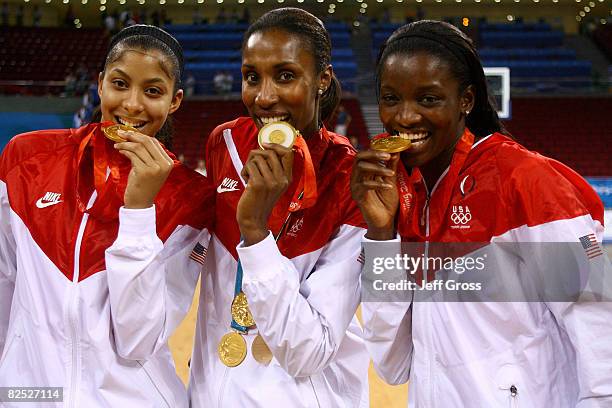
[0,124,213,408]
[361,131,612,407]
[107,118,370,407]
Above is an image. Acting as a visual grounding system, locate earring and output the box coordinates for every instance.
[465,110,470,116]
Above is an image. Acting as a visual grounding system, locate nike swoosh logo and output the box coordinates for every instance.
[35,198,63,209]
[217,186,240,194]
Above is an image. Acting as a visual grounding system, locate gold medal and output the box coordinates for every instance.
[258,121,298,149]
[231,292,255,328]
[102,124,137,143]
[218,331,247,367]
[251,334,273,365]
[370,135,412,153]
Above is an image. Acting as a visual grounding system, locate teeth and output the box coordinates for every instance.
[117,117,146,128]
[397,132,428,141]
[260,116,288,125]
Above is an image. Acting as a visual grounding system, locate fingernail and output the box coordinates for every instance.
[380,153,391,160]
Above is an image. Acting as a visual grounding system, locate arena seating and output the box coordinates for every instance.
[478,22,593,91]
[591,23,612,61]
[504,96,611,177]
[0,27,107,84]
[167,22,357,94]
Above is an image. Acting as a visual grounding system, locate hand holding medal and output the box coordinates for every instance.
[102,124,138,143]
[350,137,402,241]
[105,123,175,209]
[219,121,305,368]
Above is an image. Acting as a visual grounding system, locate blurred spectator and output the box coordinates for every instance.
[15,5,23,27]
[151,10,160,27]
[184,73,196,97]
[195,159,207,176]
[104,12,117,34]
[138,9,147,25]
[160,9,170,26]
[75,63,90,94]
[416,6,425,21]
[193,7,203,25]
[131,8,140,24]
[213,70,233,95]
[334,104,351,136]
[381,9,390,24]
[229,9,239,24]
[119,10,130,28]
[64,72,77,97]
[63,5,74,28]
[239,8,250,24]
[73,106,88,128]
[32,5,42,27]
[1,2,8,27]
[217,7,226,24]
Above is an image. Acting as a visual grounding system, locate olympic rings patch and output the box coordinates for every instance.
[450,205,472,227]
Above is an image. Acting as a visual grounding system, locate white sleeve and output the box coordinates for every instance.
[512,215,612,407]
[0,180,16,356]
[238,224,363,378]
[360,235,414,385]
[105,206,210,361]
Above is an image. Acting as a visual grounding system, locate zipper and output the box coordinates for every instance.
[419,168,448,408]
[308,377,322,408]
[217,366,229,407]
[67,211,89,408]
[67,191,97,408]
[500,384,518,408]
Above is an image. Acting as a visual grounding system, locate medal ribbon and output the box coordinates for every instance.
[75,122,121,212]
[395,129,475,283]
[230,210,296,333]
[289,136,317,212]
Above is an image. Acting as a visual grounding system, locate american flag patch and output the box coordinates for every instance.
[357,249,365,265]
[579,233,603,259]
[189,242,207,265]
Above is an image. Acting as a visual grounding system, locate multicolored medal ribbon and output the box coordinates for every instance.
[218,206,298,368]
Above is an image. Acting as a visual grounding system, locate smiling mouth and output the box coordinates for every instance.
[258,115,290,125]
[115,116,147,129]
[396,131,430,143]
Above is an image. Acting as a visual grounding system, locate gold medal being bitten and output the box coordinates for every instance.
[258,121,298,149]
[370,135,412,153]
[218,332,247,367]
[231,292,255,328]
[252,334,273,365]
[102,124,137,143]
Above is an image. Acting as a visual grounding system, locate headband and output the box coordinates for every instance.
[109,24,184,77]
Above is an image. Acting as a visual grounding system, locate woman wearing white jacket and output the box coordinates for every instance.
[351,20,612,407]
[106,8,369,407]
